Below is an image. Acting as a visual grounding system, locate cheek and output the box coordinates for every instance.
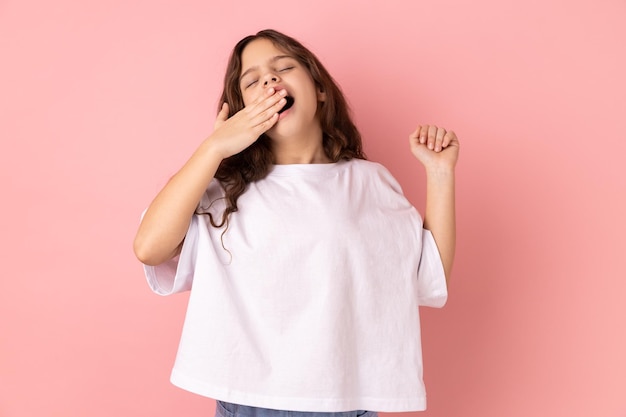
[241,89,260,107]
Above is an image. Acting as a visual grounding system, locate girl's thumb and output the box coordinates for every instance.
[217,102,229,121]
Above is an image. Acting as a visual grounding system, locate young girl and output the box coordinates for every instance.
[134,29,459,417]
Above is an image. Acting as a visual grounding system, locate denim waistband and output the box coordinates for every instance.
[216,401,378,417]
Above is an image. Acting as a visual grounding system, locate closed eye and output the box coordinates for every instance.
[279,66,294,72]
[245,80,258,89]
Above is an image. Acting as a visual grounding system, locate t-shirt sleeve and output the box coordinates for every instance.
[142,214,199,296]
[417,228,448,308]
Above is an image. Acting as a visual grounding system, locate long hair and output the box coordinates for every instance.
[205,29,365,229]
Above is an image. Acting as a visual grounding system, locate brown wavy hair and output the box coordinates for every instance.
[205,29,365,229]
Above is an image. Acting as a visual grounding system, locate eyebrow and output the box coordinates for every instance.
[239,55,294,82]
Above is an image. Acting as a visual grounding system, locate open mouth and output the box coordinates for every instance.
[278,96,294,114]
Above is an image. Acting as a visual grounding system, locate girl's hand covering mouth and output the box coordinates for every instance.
[278,96,294,114]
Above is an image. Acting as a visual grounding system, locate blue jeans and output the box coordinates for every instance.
[215,401,378,417]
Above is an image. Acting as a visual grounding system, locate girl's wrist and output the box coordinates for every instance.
[198,135,229,162]
[425,166,456,181]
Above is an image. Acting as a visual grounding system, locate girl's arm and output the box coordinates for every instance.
[409,125,460,284]
[133,139,223,266]
[133,88,288,266]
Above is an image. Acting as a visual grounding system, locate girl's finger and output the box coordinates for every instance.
[242,88,275,115]
[253,96,287,127]
[435,127,446,152]
[249,88,287,116]
[252,112,280,136]
[442,131,456,148]
[409,126,420,140]
[427,125,438,150]
[419,125,428,144]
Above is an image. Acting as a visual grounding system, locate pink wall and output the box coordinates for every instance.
[1,0,625,416]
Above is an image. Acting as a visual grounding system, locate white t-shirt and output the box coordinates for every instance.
[143,159,447,412]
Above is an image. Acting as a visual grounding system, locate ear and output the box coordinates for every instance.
[317,86,327,102]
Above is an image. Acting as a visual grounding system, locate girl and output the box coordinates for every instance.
[134,29,459,416]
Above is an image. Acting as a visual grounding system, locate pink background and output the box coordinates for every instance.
[1,0,625,416]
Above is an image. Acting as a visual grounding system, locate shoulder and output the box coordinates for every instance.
[345,158,402,191]
[345,158,392,176]
[198,179,226,214]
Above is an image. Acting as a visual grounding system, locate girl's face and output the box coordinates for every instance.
[239,38,326,141]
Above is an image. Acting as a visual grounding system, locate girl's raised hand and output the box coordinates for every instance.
[409,125,460,172]
[207,87,288,159]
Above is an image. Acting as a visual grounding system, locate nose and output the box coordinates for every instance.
[263,75,279,87]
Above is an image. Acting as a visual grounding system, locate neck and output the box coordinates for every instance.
[272,141,331,164]
[269,125,331,165]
